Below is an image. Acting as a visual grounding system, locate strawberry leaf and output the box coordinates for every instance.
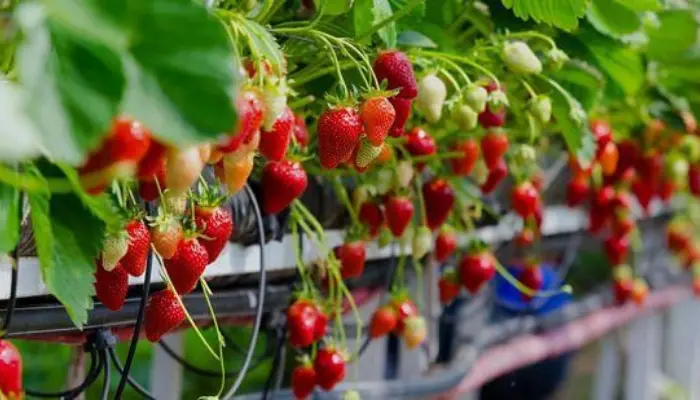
[354,0,397,47]
[0,181,21,254]
[587,0,641,39]
[647,10,698,62]
[501,0,588,31]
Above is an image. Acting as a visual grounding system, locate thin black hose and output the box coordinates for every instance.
[25,347,101,398]
[261,326,286,400]
[108,347,157,400]
[114,203,155,400]
[1,197,22,336]
[221,184,267,399]
[100,349,110,400]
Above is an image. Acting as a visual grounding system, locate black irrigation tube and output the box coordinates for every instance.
[114,203,155,400]
[261,326,286,400]
[25,347,103,399]
[100,349,110,400]
[0,195,22,337]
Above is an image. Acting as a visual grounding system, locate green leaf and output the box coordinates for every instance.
[587,0,641,39]
[501,0,588,31]
[647,10,698,61]
[325,0,355,15]
[354,0,397,47]
[551,60,605,112]
[614,0,661,12]
[236,18,286,75]
[397,31,437,48]
[54,163,121,230]
[0,181,20,254]
[548,80,596,165]
[15,2,125,165]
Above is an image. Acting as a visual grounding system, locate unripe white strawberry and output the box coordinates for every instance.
[464,85,488,113]
[502,41,542,75]
[355,137,383,168]
[102,232,128,271]
[452,104,478,131]
[416,74,447,123]
[262,78,288,131]
[402,315,427,348]
[166,146,205,194]
[395,160,414,188]
[488,90,509,112]
[412,225,432,259]
[530,95,552,125]
[376,169,394,195]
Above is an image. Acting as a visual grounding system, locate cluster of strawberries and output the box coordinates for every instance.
[368,295,426,348]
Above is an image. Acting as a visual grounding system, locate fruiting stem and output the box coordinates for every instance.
[290,61,356,87]
[411,49,501,89]
[439,68,461,93]
[414,175,428,227]
[520,78,537,100]
[291,219,312,294]
[506,31,557,50]
[332,177,360,226]
[200,279,227,397]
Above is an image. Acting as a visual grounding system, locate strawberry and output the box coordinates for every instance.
[355,137,383,168]
[631,279,648,306]
[464,85,489,113]
[412,225,433,259]
[216,152,255,195]
[592,185,615,212]
[0,340,22,399]
[422,179,455,230]
[293,115,310,148]
[373,50,418,99]
[516,227,536,247]
[195,206,233,263]
[121,220,151,277]
[590,119,612,151]
[502,41,542,75]
[292,362,317,399]
[566,176,589,207]
[388,96,412,137]
[218,87,265,153]
[402,315,427,349]
[480,158,508,194]
[165,146,205,194]
[261,160,308,214]
[481,129,509,170]
[632,179,654,213]
[396,160,415,188]
[511,181,540,218]
[666,221,691,253]
[137,140,167,181]
[390,296,418,334]
[452,104,479,131]
[435,226,457,262]
[693,278,700,297]
[530,95,552,125]
[361,96,396,145]
[164,237,209,294]
[520,264,543,301]
[312,305,329,341]
[385,196,415,237]
[259,106,294,161]
[615,140,639,178]
[438,268,460,304]
[287,299,319,348]
[450,139,480,176]
[637,151,663,185]
[94,262,129,311]
[144,289,185,342]
[314,348,346,391]
[138,162,167,202]
[335,241,366,279]
[658,179,675,201]
[613,278,634,305]
[598,141,619,176]
[416,74,447,123]
[405,127,437,158]
[478,106,506,128]
[150,215,183,260]
[612,215,635,237]
[459,247,496,294]
[369,305,398,338]
[262,78,289,131]
[318,107,363,169]
[358,202,385,239]
[604,234,630,265]
[101,232,129,272]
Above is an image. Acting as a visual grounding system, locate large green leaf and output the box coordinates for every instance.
[647,10,698,61]
[354,0,397,47]
[615,0,661,11]
[587,0,641,39]
[16,2,125,165]
[501,0,588,31]
[0,181,21,254]
[550,84,596,165]
[551,60,605,112]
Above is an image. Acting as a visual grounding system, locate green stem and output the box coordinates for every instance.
[412,49,501,89]
[414,175,427,227]
[332,177,359,226]
[356,0,424,42]
[520,78,537,100]
[200,279,226,397]
[506,31,557,50]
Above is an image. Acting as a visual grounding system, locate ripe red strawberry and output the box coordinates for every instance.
[138,160,167,202]
[567,176,589,207]
[312,305,328,341]
[689,164,700,196]
[520,264,543,301]
[592,185,615,211]
[478,106,506,128]
[164,237,209,294]
[317,107,363,169]
[94,261,129,311]
[438,269,460,304]
[598,141,619,176]
[261,160,308,214]
[334,241,366,279]
[435,227,457,262]
[388,96,412,137]
[293,115,309,148]
[291,362,317,399]
[612,215,635,237]
[423,179,455,230]
[459,249,496,294]
[657,179,675,201]
[604,234,630,265]
[373,50,418,99]
[390,296,418,334]
[480,158,508,194]
[511,181,540,218]
[195,206,233,263]
[259,106,294,161]
[590,119,612,152]
[144,289,185,342]
[150,215,183,260]
[137,140,167,181]
[613,278,634,305]
[637,151,663,185]
[361,96,396,145]
[287,299,319,348]
[451,139,480,176]
[218,87,265,153]
[632,179,654,212]
[314,348,346,391]
[666,221,691,253]
[359,202,385,239]
[481,129,509,170]
[405,127,436,171]
[0,340,22,399]
[369,305,398,338]
[615,140,639,178]
[120,220,151,277]
[385,196,415,237]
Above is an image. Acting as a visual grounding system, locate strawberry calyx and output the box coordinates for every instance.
[465,238,489,254]
[192,181,226,212]
[360,88,400,100]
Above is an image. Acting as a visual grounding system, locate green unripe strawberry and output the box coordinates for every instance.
[502,41,542,75]
[452,104,479,131]
[416,74,447,123]
[464,85,488,113]
[530,95,552,125]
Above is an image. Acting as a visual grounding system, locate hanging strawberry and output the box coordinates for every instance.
[416,73,447,123]
[317,106,364,169]
[422,178,455,230]
[0,340,22,400]
[459,241,496,294]
[261,160,308,214]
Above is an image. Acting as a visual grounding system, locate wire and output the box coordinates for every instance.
[100,349,110,400]
[0,197,22,337]
[221,184,268,399]
[108,347,157,400]
[25,347,102,398]
[261,326,286,400]
[114,203,155,400]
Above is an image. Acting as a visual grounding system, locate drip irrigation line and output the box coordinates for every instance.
[1,195,22,337]
[100,349,110,400]
[114,202,155,400]
[25,347,102,398]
